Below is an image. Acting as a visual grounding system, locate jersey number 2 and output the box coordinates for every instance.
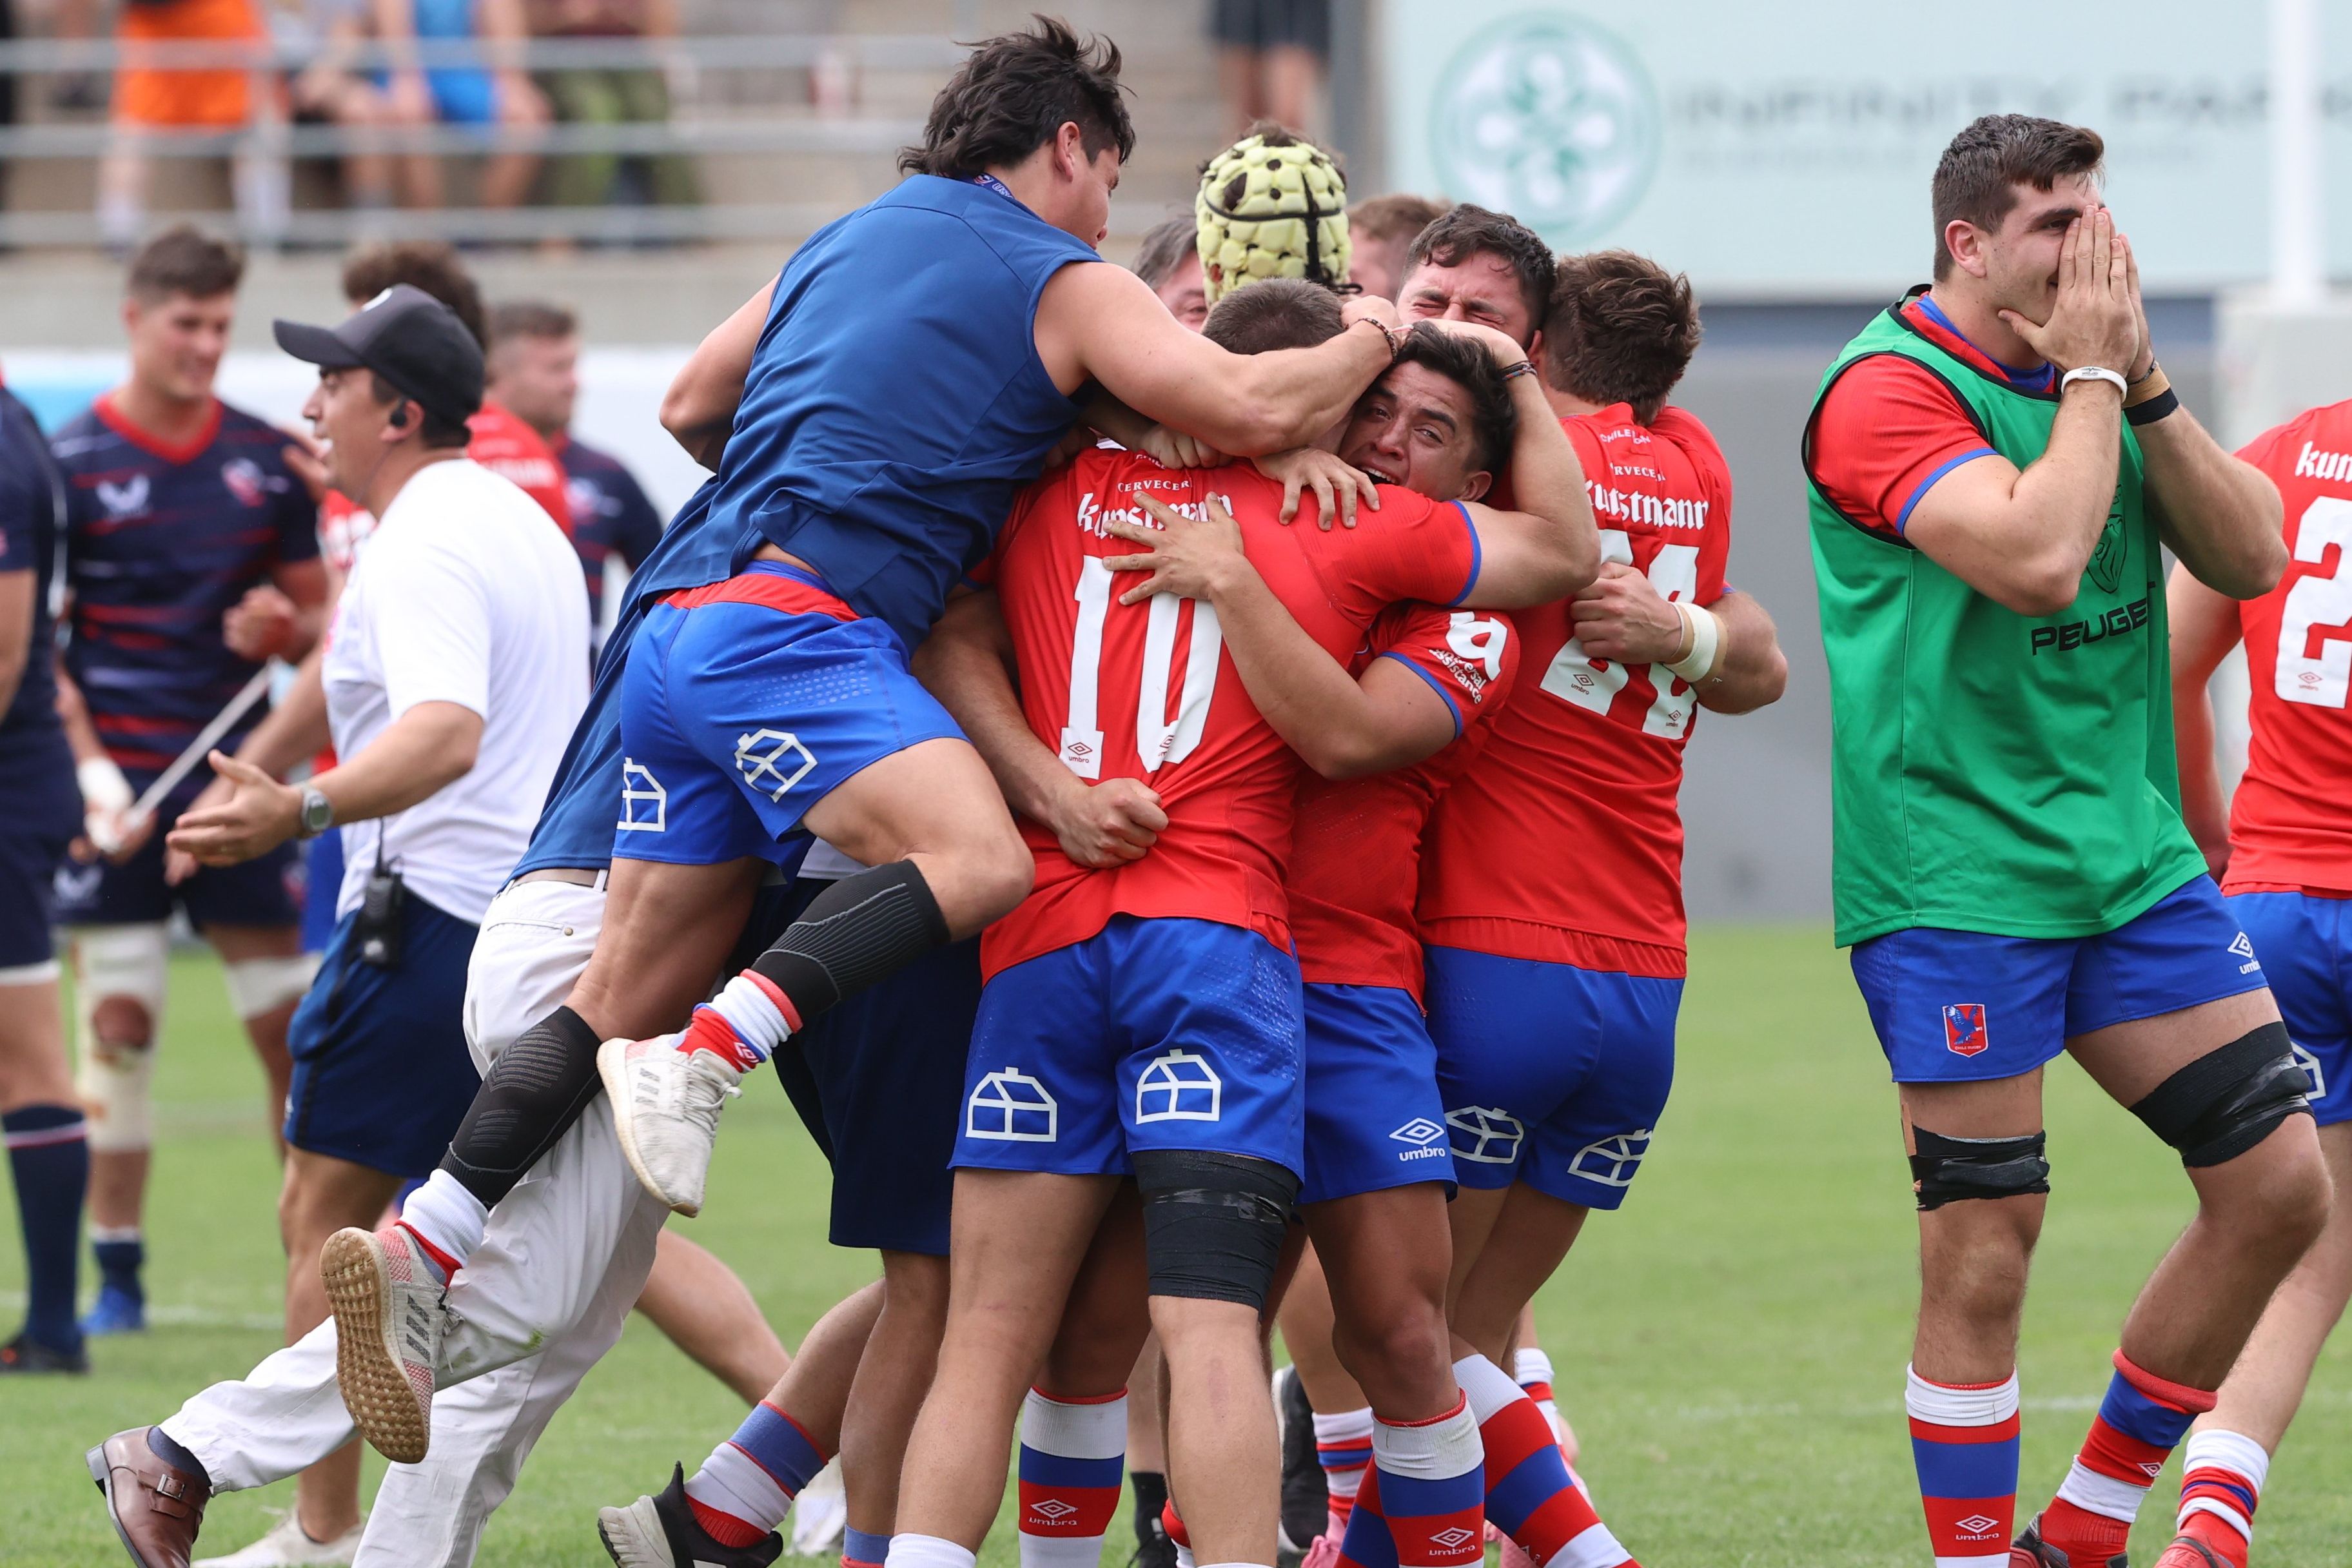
[2277,496,2352,709]
[1060,558,1224,778]
[1537,529,1701,738]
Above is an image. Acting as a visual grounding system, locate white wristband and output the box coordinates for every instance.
[1665,602,1723,683]
[2059,366,2128,398]
[77,755,134,813]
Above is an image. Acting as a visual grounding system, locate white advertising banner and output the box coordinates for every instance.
[1379,0,2352,297]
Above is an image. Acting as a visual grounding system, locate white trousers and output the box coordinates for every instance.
[161,879,673,1567]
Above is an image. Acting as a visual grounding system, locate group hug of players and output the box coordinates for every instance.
[13,15,2346,1568]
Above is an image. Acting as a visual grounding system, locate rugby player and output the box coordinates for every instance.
[1131,213,1210,331]
[1346,194,1449,306]
[1803,115,2325,1568]
[2161,398,2352,1568]
[309,19,1406,1456]
[0,370,87,1375]
[1393,206,1553,355]
[50,226,326,1338]
[892,289,1595,1568]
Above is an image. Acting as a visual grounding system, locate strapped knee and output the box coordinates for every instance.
[1908,1128,2050,1211]
[222,953,318,1020]
[1132,1148,1297,1309]
[438,1004,605,1206]
[2130,1022,2312,1168]
[74,923,170,1153]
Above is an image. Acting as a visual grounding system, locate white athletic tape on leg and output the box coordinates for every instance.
[222,953,318,1020]
[73,923,170,1153]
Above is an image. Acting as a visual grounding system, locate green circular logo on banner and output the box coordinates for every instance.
[1429,14,1660,243]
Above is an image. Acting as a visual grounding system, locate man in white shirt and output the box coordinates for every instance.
[88,284,587,1568]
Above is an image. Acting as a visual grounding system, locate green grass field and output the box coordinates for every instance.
[3,930,2346,1565]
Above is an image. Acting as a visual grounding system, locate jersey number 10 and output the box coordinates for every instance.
[1060,557,1226,778]
[1537,529,1701,738]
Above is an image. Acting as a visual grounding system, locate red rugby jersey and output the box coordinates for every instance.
[1288,600,1518,999]
[1416,406,1732,975]
[2224,398,2352,895]
[981,447,1479,980]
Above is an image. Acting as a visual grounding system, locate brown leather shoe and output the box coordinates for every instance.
[86,1428,210,1567]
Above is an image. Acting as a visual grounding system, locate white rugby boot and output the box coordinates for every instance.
[318,1225,447,1464]
[600,1027,742,1218]
[193,1509,366,1567]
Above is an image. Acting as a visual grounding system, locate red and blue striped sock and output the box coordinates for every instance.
[1362,1395,1484,1568]
[1017,1387,1127,1568]
[1315,1406,1375,1537]
[1456,1354,1634,1568]
[686,1399,831,1548]
[845,1526,894,1568]
[3,1105,88,1351]
[1905,1366,2019,1567]
[2041,1351,2215,1564]
[2175,1427,2267,1568]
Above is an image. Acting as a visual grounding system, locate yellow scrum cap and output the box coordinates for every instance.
[1195,126,1351,305]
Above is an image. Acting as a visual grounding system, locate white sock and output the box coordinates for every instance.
[1313,1405,1374,1527]
[886,1534,978,1568]
[395,1170,489,1267]
[1017,1388,1128,1568]
[704,974,791,1063]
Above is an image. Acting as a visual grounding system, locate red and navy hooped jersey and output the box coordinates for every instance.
[53,395,318,781]
[0,384,76,830]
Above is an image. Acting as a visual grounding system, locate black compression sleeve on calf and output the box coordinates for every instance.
[749,860,950,1028]
[2130,1021,2311,1168]
[438,1004,605,1207]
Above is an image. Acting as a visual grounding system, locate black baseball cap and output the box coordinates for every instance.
[273,284,484,427]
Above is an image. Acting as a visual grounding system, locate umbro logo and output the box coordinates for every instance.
[2230,932,2261,974]
[1390,1118,1444,1146]
[1428,1527,1478,1551]
[2140,1461,2165,1478]
[1030,1500,1078,1522]
[1952,1514,2001,1538]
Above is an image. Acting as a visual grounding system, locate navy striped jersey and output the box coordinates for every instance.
[53,395,318,786]
[556,433,663,626]
[0,384,75,831]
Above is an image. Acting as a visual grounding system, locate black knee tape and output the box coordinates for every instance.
[1132,1148,1297,1309]
[750,861,949,1025]
[439,1004,605,1206]
[2130,1021,2311,1168]
[1908,1127,2050,1211]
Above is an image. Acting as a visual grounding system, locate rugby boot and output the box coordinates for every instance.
[1276,1364,1326,1567]
[84,1280,148,1335]
[0,1329,88,1373]
[2013,1514,2129,1568]
[600,1030,741,1217]
[318,1224,447,1464]
[598,1463,783,1568]
[89,1427,212,1568]
[192,1511,365,1567]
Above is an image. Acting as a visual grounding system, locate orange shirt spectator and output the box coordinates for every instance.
[115,0,267,130]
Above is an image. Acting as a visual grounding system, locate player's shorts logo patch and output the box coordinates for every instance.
[2231,931,2262,974]
[967,1068,1058,1142]
[1135,1050,1222,1123]
[1389,1117,1445,1146]
[1445,1105,1524,1165]
[734,728,818,802]
[1567,1129,1652,1188]
[1942,1003,1989,1058]
[615,758,667,832]
[2293,1041,2327,1101]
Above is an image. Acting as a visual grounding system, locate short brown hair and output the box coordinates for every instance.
[489,299,578,348]
[126,225,242,303]
[1348,193,1448,248]
[1389,324,1516,476]
[342,242,489,348]
[1130,213,1198,291]
[1542,251,1701,424]
[1200,278,1344,355]
[1932,114,2105,280]
[1406,204,1555,331]
[901,16,1132,181]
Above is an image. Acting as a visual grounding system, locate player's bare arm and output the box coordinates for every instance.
[1570,571,1788,716]
[2166,560,2246,876]
[1035,260,1396,457]
[168,699,484,868]
[660,279,776,467]
[1434,321,1602,603]
[1906,211,2141,617]
[912,585,1168,868]
[0,567,31,716]
[1106,495,1456,779]
[2117,236,2286,598]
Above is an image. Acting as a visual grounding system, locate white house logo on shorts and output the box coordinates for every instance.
[1135,1050,1222,1123]
[1428,14,1660,243]
[2231,931,2262,975]
[2293,1041,2327,1101]
[1567,1129,1652,1188]
[967,1067,1058,1142]
[1446,1105,1524,1165]
[616,758,667,832]
[734,728,818,802]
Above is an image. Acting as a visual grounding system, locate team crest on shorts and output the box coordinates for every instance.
[1135,1050,1222,1123]
[616,759,667,832]
[734,728,818,801]
[1567,1129,1652,1187]
[967,1067,1058,1142]
[1943,1003,1989,1058]
[1445,1105,1524,1164]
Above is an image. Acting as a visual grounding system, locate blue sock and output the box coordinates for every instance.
[845,1527,892,1567]
[148,1426,209,1485]
[93,1230,144,1302]
[3,1105,88,1350]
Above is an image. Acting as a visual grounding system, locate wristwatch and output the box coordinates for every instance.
[297,786,335,840]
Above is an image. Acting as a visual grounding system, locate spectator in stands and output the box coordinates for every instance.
[1129,211,1208,330]
[1211,0,1328,141]
[99,0,290,253]
[526,0,698,213]
[282,0,438,214]
[1346,191,1447,302]
[375,0,549,215]
[485,299,665,637]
